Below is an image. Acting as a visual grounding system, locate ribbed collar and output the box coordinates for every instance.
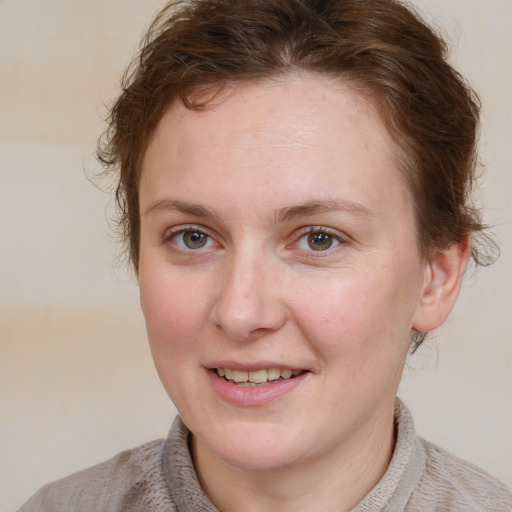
[162,399,425,511]
[352,400,426,511]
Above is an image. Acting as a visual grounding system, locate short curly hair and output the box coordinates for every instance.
[98,0,494,284]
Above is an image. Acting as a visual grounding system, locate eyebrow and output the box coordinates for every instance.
[144,197,375,223]
[274,199,375,223]
[144,199,218,219]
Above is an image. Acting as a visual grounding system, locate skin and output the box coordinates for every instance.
[138,74,468,512]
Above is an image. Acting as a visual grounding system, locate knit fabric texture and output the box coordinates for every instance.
[19,400,512,511]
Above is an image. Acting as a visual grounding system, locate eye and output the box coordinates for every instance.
[296,229,342,252]
[170,229,216,250]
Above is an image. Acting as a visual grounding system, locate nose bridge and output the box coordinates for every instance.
[211,242,285,341]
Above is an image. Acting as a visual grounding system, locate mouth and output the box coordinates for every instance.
[213,367,306,387]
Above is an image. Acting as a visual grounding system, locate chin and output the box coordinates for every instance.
[214,442,301,473]
[194,420,310,473]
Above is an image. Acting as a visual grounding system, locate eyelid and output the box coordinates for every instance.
[161,224,348,252]
[161,224,219,249]
[291,226,349,252]
[162,224,204,241]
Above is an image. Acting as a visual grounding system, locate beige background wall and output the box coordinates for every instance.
[1,0,511,510]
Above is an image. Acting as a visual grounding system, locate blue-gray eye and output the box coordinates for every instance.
[175,231,213,249]
[296,230,342,252]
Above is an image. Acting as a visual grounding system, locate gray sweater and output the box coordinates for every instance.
[19,401,512,511]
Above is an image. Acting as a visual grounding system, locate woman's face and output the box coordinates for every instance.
[138,75,430,472]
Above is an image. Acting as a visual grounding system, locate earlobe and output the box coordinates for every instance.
[412,238,471,333]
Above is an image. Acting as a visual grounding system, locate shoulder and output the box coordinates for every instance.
[18,439,171,512]
[410,438,512,511]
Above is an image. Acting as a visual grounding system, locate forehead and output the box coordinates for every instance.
[140,74,409,217]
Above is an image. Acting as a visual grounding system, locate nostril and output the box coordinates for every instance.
[209,269,288,341]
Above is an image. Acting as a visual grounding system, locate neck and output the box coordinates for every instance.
[190,403,396,512]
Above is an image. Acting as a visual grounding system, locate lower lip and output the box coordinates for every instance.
[206,370,308,407]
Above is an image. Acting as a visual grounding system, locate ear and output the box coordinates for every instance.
[412,238,470,332]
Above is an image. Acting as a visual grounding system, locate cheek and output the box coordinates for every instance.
[292,268,418,360]
[139,263,215,355]
[139,265,217,408]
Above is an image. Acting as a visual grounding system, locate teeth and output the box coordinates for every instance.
[232,370,248,383]
[216,367,303,384]
[249,369,267,383]
[267,368,281,381]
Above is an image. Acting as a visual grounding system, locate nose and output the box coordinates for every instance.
[209,248,287,342]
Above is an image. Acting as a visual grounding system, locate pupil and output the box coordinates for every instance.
[308,232,332,251]
[184,231,207,249]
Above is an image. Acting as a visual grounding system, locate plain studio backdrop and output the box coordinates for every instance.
[1,1,511,510]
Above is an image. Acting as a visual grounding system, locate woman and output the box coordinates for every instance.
[19,0,512,510]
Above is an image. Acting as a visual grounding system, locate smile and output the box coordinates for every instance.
[215,367,304,386]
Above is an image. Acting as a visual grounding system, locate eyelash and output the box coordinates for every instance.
[161,225,347,254]
[293,227,346,254]
[162,225,218,252]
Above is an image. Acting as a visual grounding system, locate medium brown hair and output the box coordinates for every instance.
[98,0,493,278]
